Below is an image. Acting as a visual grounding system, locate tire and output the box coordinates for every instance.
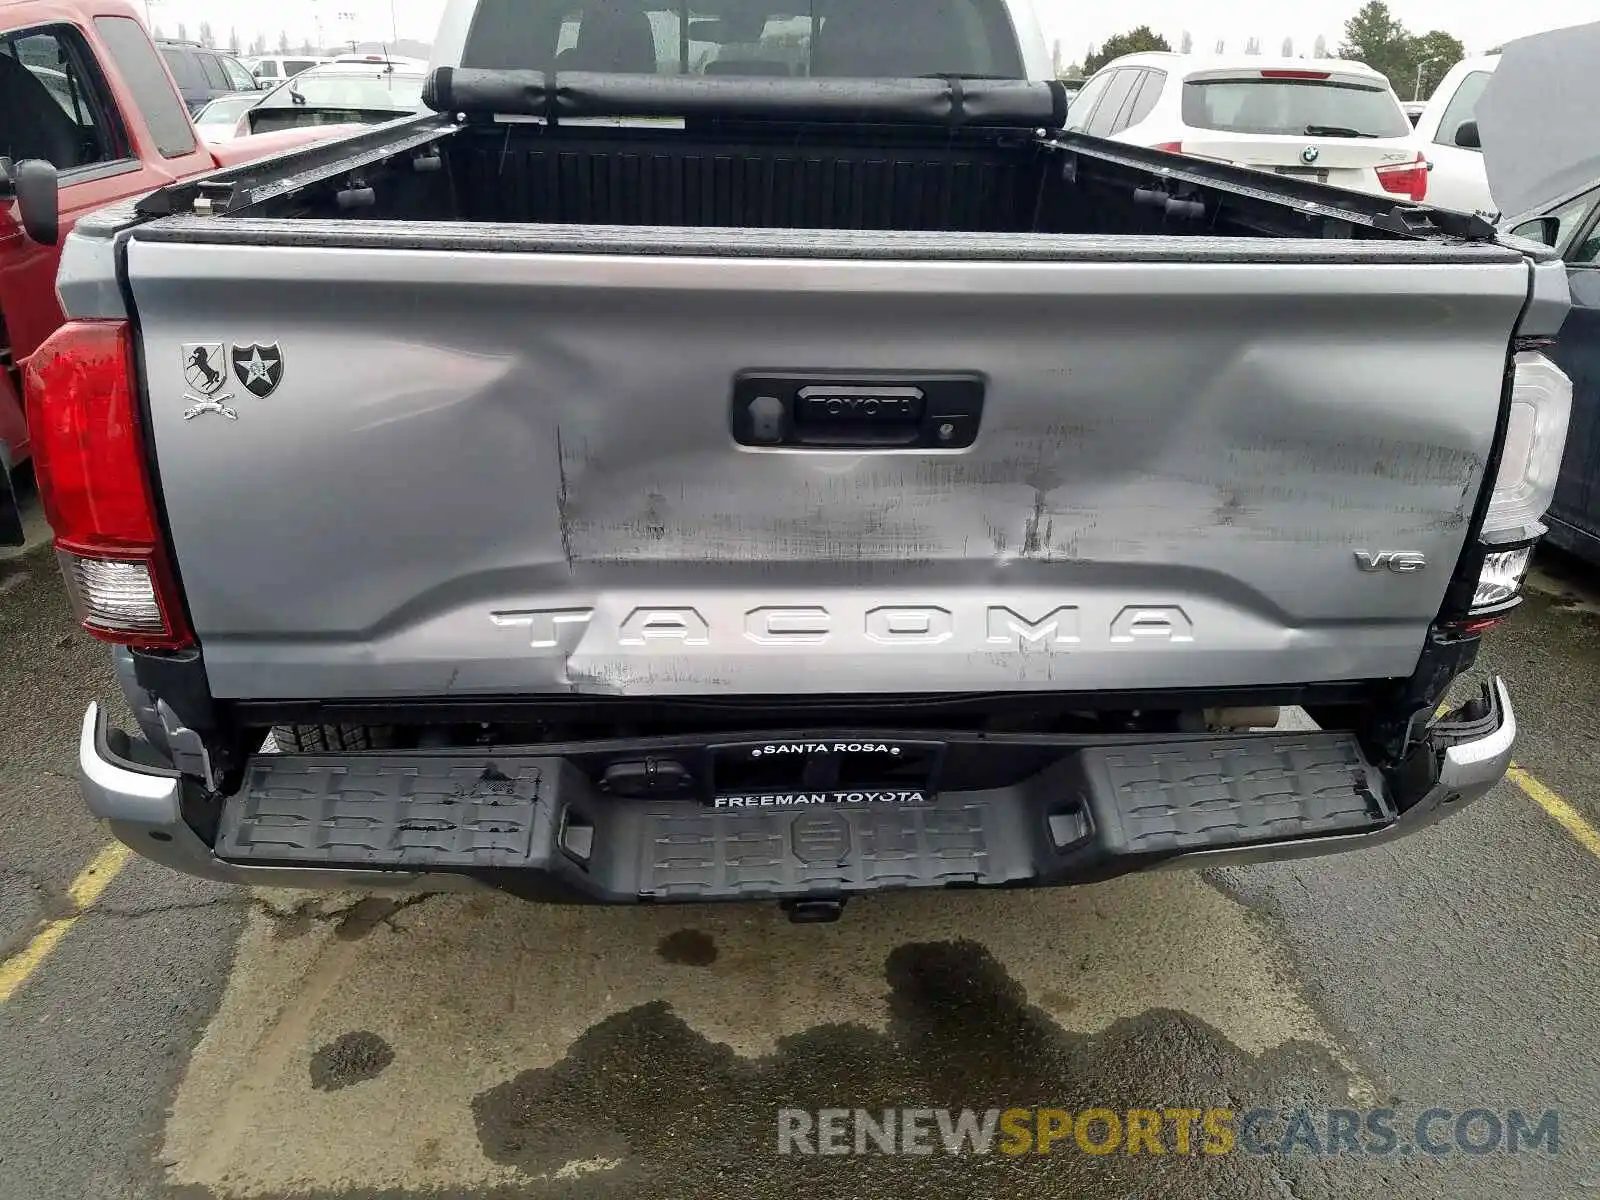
[270,723,396,753]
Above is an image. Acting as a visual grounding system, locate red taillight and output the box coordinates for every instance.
[1375,153,1429,203]
[22,321,192,649]
[1151,141,1185,154]
[1259,69,1330,79]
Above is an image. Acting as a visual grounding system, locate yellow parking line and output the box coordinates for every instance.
[1506,765,1600,859]
[0,842,132,1004]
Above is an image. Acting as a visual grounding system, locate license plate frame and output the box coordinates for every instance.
[1275,166,1330,182]
[706,738,945,809]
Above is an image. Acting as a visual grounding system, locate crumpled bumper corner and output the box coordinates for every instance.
[77,700,481,892]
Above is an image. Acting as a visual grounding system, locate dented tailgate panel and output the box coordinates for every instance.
[125,239,1529,698]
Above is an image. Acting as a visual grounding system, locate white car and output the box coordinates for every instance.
[332,53,429,68]
[1409,54,1498,215]
[192,93,261,141]
[1067,54,1429,204]
[244,55,333,88]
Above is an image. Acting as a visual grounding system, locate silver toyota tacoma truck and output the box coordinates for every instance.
[26,0,1574,919]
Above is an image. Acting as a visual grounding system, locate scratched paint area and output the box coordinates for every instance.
[555,343,1490,582]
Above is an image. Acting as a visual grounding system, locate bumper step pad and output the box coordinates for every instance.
[215,731,1394,900]
[634,800,1030,898]
[1080,736,1388,854]
[216,758,551,869]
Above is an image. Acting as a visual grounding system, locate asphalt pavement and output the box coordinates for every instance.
[0,531,1596,1200]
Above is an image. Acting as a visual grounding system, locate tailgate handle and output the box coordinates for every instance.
[794,385,924,446]
[732,373,985,450]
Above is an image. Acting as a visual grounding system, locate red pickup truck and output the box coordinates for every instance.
[0,0,348,541]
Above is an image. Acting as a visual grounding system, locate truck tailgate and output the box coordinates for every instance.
[123,236,1530,699]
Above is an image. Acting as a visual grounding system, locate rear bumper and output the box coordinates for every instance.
[79,705,483,893]
[78,680,1516,899]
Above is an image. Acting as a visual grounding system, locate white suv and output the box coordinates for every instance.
[1409,54,1498,215]
[1068,53,1429,204]
[244,55,333,87]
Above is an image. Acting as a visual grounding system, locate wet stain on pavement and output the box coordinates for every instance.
[336,898,408,941]
[470,939,1361,1199]
[309,1031,395,1092]
[157,875,1402,1197]
[657,930,718,966]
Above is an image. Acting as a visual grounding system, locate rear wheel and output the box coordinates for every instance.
[270,723,396,753]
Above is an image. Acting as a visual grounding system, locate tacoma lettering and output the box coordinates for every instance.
[986,605,1080,647]
[492,604,1195,647]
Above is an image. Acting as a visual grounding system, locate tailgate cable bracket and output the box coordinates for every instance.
[189,180,235,217]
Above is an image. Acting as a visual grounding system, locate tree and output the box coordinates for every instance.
[1338,1,1412,91]
[1244,36,1261,55]
[1282,36,1294,56]
[1082,25,1171,74]
[299,39,314,54]
[1408,30,1464,99]
[152,22,166,39]
[277,29,290,53]
[1313,33,1329,58]
[1179,30,1192,54]
[198,20,214,47]
[1338,3,1466,97]
[228,25,239,51]
[175,20,187,40]
[1214,39,1225,53]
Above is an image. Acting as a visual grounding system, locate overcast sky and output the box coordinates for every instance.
[145,0,1592,63]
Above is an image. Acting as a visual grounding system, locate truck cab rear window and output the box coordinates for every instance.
[462,0,1024,78]
[1182,78,1410,139]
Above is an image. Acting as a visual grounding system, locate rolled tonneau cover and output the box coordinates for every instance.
[421,68,1071,128]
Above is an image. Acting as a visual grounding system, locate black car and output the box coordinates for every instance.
[156,40,259,112]
[1508,191,1600,565]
